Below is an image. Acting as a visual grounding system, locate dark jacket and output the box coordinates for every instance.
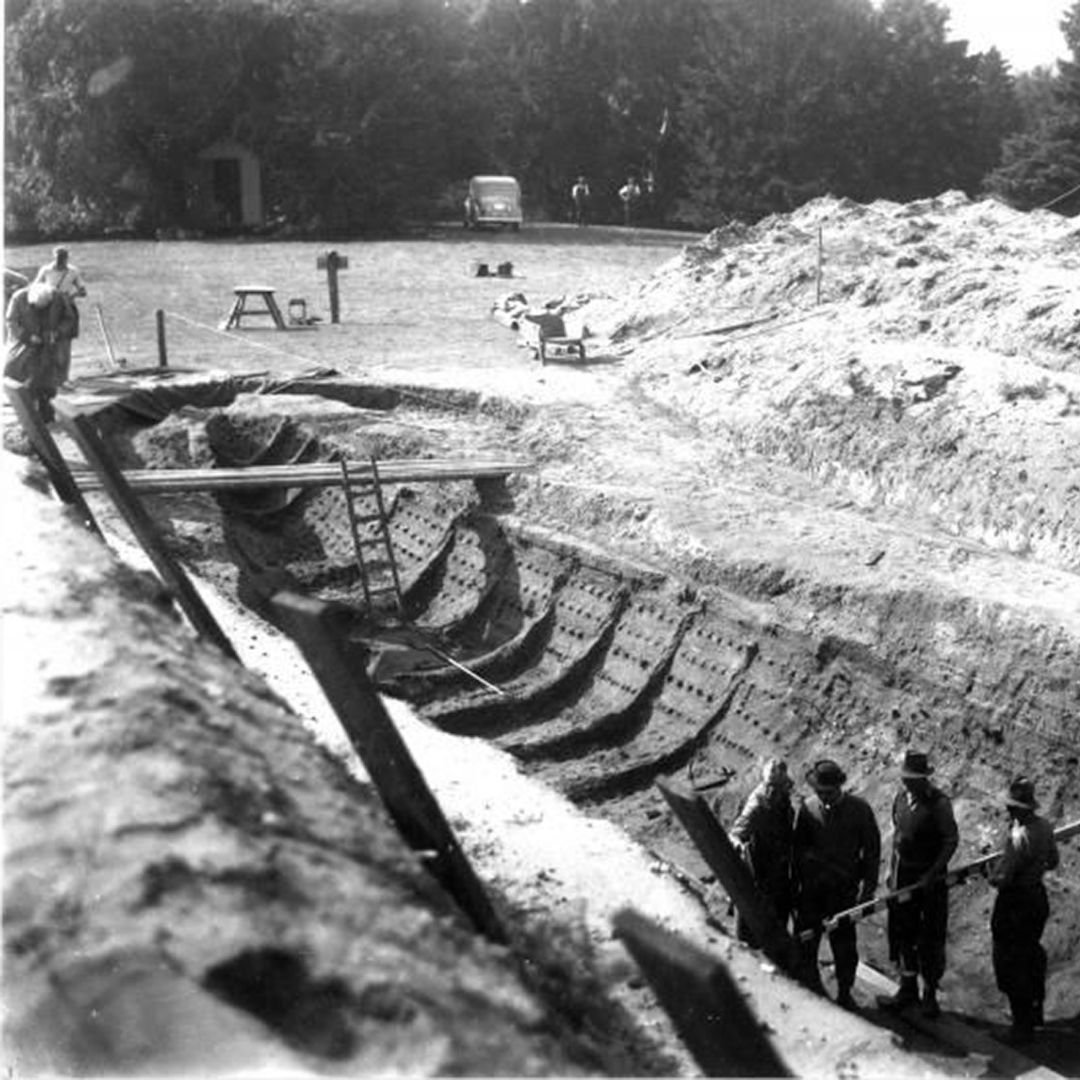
[730,783,794,905]
[793,791,881,901]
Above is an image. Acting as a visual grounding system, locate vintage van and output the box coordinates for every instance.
[464,175,523,230]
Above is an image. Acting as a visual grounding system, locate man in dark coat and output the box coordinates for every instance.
[990,777,1060,1045]
[792,759,881,1010]
[5,282,76,422]
[880,750,958,1018]
[728,758,795,947]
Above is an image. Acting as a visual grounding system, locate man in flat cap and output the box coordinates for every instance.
[990,777,1060,1045]
[792,759,881,1009]
[881,750,958,1018]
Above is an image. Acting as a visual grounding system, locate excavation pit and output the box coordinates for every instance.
[48,368,1080,1050]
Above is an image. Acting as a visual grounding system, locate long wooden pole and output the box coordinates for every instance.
[56,403,238,660]
[656,779,802,975]
[800,818,1080,942]
[271,591,506,944]
[69,457,536,494]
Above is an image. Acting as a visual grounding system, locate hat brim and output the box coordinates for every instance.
[900,767,933,778]
[1006,796,1038,810]
[809,776,845,789]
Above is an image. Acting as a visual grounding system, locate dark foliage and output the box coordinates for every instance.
[2,0,1057,238]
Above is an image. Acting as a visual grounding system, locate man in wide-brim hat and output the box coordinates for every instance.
[792,759,881,1010]
[880,750,958,1019]
[990,777,1060,1044]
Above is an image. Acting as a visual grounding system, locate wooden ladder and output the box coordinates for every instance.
[340,457,404,614]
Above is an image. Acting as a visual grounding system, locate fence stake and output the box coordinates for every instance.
[156,309,168,368]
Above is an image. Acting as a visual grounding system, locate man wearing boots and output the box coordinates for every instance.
[881,750,958,1019]
[990,777,1059,1045]
[792,760,881,1010]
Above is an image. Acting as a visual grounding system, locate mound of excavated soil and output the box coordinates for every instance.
[602,192,1080,571]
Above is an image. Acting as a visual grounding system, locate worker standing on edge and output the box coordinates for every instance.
[990,777,1059,1045]
[34,245,87,385]
[726,758,795,947]
[792,759,881,1010]
[879,750,958,1019]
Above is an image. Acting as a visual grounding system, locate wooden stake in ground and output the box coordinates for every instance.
[316,249,349,324]
[271,591,507,945]
[4,379,102,535]
[656,779,801,976]
[55,402,238,660]
[613,908,792,1078]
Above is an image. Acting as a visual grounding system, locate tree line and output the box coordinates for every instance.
[5,0,1080,239]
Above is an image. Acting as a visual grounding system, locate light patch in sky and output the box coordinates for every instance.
[943,0,1068,71]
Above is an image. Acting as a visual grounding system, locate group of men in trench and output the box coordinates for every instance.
[4,245,87,423]
[725,751,1060,1046]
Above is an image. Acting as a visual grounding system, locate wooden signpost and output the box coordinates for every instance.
[316,250,349,324]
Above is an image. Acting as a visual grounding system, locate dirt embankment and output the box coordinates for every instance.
[1,462,681,1078]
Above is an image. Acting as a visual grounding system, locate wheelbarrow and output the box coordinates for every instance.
[521,312,586,365]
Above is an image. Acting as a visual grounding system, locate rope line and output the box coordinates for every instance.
[161,308,314,363]
[1037,178,1080,211]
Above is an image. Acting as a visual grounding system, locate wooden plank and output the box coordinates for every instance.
[856,964,1064,1080]
[4,379,103,536]
[69,457,536,494]
[801,818,1080,942]
[612,908,792,1078]
[655,779,802,976]
[270,591,506,945]
[54,402,238,660]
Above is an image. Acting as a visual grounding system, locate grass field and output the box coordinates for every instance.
[7,224,699,383]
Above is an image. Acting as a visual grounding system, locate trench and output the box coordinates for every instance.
[77,371,1080,1043]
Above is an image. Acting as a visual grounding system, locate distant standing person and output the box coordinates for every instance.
[570,176,591,226]
[618,176,641,226]
[726,758,795,947]
[34,246,87,385]
[879,750,958,1019]
[990,777,1059,1045]
[792,759,881,1010]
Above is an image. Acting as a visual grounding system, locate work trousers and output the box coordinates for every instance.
[992,883,1050,1029]
[888,872,949,986]
[795,886,859,993]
